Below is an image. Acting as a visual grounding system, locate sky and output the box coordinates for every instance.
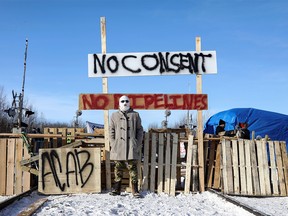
[0,0,288,130]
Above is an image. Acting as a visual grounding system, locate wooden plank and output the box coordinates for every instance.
[100,17,111,190]
[244,140,253,195]
[261,140,271,195]
[184,135,193,194]
[157,133,164,194]
[0,139,7,195]
[196,36,205,193]
[256,140,266,195]
[238,139,246,195]
[280,141,288,195]
[6,139,15,195]
[61,128,67,147]
[15,139,23,194]
[275,141,286,195]
[250,140,260,195]
[17,198,48,216]
[169,133,178,196]
[206,140,216,188]
[221,139,228,194]
[225,140,234,194]
[94,148,102,192]
[142,133,150,190]
[164,133,171,194]
[52,128,58,148]
[150,133,157,192]
[213,142,221,189]
[268,141,279,195]
[43,128,49,148]
[232,140,239,194]
[192,142,199,191]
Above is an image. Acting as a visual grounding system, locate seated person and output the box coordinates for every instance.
[236,122,250,139]
[215,119,236,137]
[216,119,226,136]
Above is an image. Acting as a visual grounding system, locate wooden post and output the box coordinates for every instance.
[100,17,111,189]
[196,37,205,192]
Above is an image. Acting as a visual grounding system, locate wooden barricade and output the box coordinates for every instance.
[141,129,198,195]
[0,138,30,196]
[0,128,105,196]
[205,138,288,197]
[43,127,85,148]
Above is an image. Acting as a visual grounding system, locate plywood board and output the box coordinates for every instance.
[38,148,101,194]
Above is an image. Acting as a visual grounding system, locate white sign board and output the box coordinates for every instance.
[88,51,217,77]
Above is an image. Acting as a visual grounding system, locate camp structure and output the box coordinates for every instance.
[204,108,288,149]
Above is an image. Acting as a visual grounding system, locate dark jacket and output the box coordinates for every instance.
[109,109,143,160]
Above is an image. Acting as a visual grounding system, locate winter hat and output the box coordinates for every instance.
[219,119,225,125]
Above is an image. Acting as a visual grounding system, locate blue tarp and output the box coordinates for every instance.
[204,108,288,149]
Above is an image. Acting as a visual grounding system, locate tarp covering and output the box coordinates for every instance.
[204,108,288,146]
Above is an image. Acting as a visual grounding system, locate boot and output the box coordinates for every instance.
[109,181,121,196]
[131,181,142,198]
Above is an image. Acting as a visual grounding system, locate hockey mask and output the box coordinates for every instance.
[119,95,130,112]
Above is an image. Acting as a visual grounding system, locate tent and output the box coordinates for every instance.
[204,108,288,150]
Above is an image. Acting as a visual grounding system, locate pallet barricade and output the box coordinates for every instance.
[140,129,198,195]
[205,138,288,196]
[0,127,106,196]
[0,138,31,195]
[43,127,85,148]
[1,128,287,197]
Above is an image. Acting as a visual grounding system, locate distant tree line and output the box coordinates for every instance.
[0,86,84,133]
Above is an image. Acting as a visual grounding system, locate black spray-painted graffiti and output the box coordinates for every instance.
[93,52,213,75]
[41,149,94,191]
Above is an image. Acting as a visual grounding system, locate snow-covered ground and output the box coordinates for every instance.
[1,191,288,216]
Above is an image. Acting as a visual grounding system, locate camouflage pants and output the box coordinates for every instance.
[114,160,138,183]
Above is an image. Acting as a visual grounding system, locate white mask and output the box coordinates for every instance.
[119,95,130,112]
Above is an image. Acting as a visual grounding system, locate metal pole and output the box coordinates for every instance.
[18,38,29,129]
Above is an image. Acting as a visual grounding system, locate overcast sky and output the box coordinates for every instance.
[1,0,287,130]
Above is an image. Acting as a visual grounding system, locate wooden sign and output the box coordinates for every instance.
[79,93,208,110]
[88,51,217,77]
[38,148,101,194]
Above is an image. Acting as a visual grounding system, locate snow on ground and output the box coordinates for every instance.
[1,191,288,216]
